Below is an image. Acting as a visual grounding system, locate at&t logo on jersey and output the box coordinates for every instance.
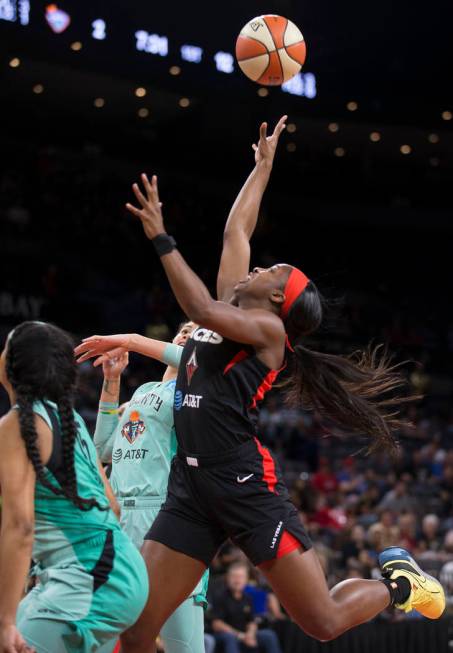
[121,410,146,444]
[112,448,149,463]
[191,328,223,344]
[174,391,203,411]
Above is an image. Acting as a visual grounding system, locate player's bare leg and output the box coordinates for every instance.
[121,540,206,653]
[260,547,391,641]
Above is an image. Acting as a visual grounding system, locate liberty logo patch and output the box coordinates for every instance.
[186,347,198,385]
[121,410,146,444]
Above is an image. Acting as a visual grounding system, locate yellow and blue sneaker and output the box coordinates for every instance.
[379,547,445,619]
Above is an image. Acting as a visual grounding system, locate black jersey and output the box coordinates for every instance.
[174,326,284,454]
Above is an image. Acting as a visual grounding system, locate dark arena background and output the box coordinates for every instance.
[1,0,453,651]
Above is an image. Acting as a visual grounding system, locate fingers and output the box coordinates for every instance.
[259,122,268,142]
[152,175,160,203]
[272,114,288,138]
[252,144,258,152]
[141,173,160,203]
[125,202,142,218]
[141,172,153,200]
[75,350,99,364]
[132,182,148,210]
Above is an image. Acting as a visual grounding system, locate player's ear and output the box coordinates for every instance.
[270,288,285,307]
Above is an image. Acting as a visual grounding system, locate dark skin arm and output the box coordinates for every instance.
[125,175,286,371]
[216,116,287,302]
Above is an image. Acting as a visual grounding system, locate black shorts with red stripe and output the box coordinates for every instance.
[146,438,312,567]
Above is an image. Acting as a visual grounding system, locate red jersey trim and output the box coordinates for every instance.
[223,350,249,375]
[254,437,278,494]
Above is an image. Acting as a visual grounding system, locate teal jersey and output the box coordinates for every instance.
[28,401,121,568]
[97,380,177,498]
[94,377,210,606]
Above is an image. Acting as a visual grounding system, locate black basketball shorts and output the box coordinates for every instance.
[146,438,312,567]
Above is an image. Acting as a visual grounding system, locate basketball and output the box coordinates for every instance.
[235,15,306,86]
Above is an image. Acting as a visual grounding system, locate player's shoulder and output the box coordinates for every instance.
[133,380,161,396]
[0,408,22,449]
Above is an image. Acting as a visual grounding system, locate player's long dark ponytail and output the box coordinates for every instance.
[283,282,414,453]
[6,321,104,510]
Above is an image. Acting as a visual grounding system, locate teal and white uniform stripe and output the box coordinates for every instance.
[17,400,148,653]
[94,343,208,653]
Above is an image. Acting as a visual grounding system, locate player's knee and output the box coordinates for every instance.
[293,615,339,642]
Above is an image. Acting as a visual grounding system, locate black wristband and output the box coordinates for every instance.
[152,233,176,257]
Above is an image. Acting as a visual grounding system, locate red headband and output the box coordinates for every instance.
[281,267,309,320]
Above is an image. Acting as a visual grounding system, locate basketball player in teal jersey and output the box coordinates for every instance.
[0,322,148,653]
[82,322,208,653]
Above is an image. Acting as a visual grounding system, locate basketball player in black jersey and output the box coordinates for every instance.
[89,118,444,652]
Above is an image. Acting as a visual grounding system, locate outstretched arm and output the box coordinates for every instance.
[93,353,128,463]
[75,334,183,369]
[125,175,285,362]
[216,116,287,302]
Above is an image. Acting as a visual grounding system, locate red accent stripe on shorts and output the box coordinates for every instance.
[223,350,249,375]
[254,437,278,493]
[112,642,121,653]
[276,530,304,559]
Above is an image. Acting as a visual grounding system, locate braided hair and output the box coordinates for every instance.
[5,321,104,510]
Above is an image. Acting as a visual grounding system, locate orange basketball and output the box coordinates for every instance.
[235,15,306,86]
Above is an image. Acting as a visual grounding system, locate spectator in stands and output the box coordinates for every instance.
[377,480,418,514]
[417,514,442,554]
[368,509,400,551]
[211,563,282,653]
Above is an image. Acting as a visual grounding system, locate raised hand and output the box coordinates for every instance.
[252,115,287,166]
[74,334,132,367]
[102,351,129,380]
[126,173,165,240]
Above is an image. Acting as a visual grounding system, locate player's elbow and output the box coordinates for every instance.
[7,515,35,544]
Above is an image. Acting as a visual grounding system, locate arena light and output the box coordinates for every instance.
[33,83,44,94]
[428,133,439,143]
[9,57,21,67]
[94,97,105,108]
[441,110,452,121]
[286,143,296,152]
[429,157,440,167]
[0,0,30,24]
[281,72,316,98]
[138,108,149,118]
[370,131,381,142]
[328,122,339,133]
[347,101,358,111]
[400,144,411,155]
[45,4,71,34]
[179,97,190,108]
[135,31,168,56]
[181,45,203,63]
[135,87,147,97]
[214,52,234,73]
[92,19,106,40]
[286,123,296,133]
[334,147,345,157]
[70,41,82,51]
[257,87,268,97]
[169,66,181,76]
